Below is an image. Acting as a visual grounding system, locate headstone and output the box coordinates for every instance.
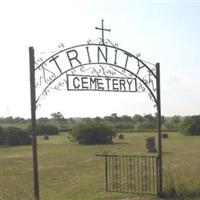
[118,134,124,139]
[43,133,49,140]
[162,133,168,138]
[106,135,112,144]
[5,135,9,146]
[146,137,157,152]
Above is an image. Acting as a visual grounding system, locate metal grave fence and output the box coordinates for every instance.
[97,154,159,195]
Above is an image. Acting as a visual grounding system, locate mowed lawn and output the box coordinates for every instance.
[0,132,200,200]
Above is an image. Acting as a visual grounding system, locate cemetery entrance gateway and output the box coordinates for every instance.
[29,20,162,200]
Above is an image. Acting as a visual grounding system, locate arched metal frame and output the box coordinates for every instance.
[34,44,158,106]
[29,42,162,200]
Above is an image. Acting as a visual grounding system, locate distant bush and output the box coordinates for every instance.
[0,126,4,145]
[1,126,32,146]
[118,134,124,139]
[59,125,72,132]
[28,124,59,135]
[179,115,200,136]
[70,121,116,144]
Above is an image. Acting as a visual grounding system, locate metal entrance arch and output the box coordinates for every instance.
[29,20,162,200]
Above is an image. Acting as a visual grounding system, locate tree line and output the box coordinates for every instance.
[1,113,200,146]
[0,112,183,132]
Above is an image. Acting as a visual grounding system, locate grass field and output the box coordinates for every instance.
[0,132,200,200]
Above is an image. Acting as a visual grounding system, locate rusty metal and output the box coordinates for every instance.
[97,154,159,195]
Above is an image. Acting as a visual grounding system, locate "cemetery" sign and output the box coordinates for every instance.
[67,74,136,92]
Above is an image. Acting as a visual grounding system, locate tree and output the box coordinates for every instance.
[133,114,144,123]
[121,115,132,122]
[163,115,181,130]
[4,127,32,146]
[179,115,200,136]
[50,112,66,127]
[70,121,116,144]
[28,124,59,136]
[143,114,156,129]
[50,112,65,121]
[37,117,49,123]
[111,113,118,119]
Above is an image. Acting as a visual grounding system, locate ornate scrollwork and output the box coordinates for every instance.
[105,68,116,76]
[35,63,56,88]
[58,43,65,49]
[50,79,67,91]
[75,64,129,78]
[135,58,157,103]
[34,21,158,108]
[137,83,146,93]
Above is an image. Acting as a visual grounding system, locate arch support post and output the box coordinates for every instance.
[29,47,40,200]
[156,63,163,195]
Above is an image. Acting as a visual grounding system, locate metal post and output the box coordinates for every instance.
[105,156,108,191]
[29,47,40,200]
[156,63,163,195]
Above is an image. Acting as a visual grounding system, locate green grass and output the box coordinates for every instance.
[162,133,200,199]
[0,132,200,200]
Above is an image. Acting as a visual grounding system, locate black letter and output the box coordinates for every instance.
[96,78,104,90]
[90,77,97,90]
[114,49,118,65]
[73,77,80,89]
[49,55,62,73]
[105,78,111,90]
[124,52,132,69]
[66,49,82,68]
[86,47,91,63]
[97,46,108,63]
[119,79,126,91]
[127,79,133,91]
[81,76,89,89]
[112,79,119,91]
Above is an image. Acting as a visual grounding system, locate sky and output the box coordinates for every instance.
[0,0,200,118]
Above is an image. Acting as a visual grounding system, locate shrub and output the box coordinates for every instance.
[70,121,116,144]
[37,124,59,135]
[0,126,4,145]
[179,115,200,136]
[118,134,124,139]
[28,124,59,135]
[4,126,32,146]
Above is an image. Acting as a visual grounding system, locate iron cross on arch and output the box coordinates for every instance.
[95,19,111,45]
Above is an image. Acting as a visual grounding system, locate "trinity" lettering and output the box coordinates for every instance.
[47,44,134,74]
